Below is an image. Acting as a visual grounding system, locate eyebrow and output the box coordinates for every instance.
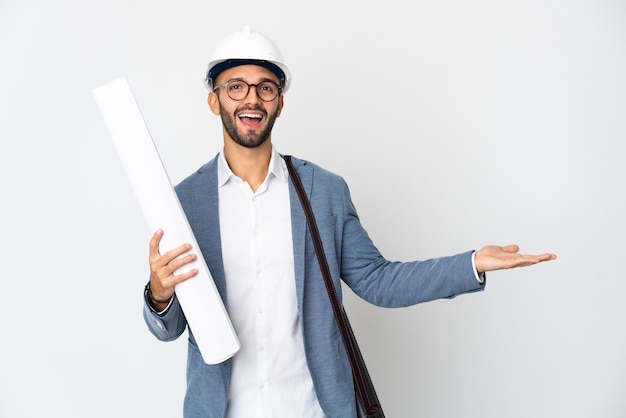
[223,77,279,85]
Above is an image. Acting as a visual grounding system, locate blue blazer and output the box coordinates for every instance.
[144,155,485,418]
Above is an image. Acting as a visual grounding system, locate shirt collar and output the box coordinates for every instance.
[217,146,287,188]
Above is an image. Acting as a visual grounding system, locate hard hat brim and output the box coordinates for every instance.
[208,59,285,87]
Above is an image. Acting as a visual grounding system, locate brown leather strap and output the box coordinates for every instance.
[284,155,384,417]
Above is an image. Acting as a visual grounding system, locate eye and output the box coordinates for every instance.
[228,81,246,91]
[258,82,277,94]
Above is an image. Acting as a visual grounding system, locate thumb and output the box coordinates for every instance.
[501,244,520,254]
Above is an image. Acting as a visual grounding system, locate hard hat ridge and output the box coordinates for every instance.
[205,26,292,94]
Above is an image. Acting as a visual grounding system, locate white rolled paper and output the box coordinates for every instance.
[93,77,239,364]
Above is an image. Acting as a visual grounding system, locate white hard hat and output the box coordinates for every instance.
[204,26,292,94]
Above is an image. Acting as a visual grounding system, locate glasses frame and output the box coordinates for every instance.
[213,79,282,102]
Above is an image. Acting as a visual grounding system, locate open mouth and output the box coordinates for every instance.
[238,112,264,128]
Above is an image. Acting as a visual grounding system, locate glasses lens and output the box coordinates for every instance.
[256,82,279,101]
[226,81,248,101]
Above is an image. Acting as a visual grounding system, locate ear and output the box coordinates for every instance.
[208,92,220,115]
[275,95,284,118]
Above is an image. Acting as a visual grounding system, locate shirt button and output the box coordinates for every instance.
[258,308,264,314]
[259,345,265,351]
[259,383,265,389]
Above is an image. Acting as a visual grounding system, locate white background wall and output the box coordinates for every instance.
[1,0,624,417]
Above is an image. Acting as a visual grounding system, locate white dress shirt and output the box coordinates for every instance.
[218,148,326,418]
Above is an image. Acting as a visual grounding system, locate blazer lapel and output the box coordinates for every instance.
[185,157,229,309]
[287,156,313,318]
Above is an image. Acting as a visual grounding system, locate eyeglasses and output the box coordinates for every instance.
[214,79,282,102]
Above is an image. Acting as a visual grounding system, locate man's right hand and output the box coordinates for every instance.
[147,229,199,308]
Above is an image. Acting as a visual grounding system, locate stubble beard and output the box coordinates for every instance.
[220,102,278,149]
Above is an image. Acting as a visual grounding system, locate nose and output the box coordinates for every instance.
[243,84,263,104]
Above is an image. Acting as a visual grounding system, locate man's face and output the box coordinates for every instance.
[209,64,284,149]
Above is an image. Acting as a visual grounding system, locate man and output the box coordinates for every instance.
[143,26,556,418]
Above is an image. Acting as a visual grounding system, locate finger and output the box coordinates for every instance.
[157,263,200,291]
[149,229,164,258]
[166,252,198,273]
[514,252,556,267]
[171,267,199,285]
[533,252,557,262]
[159,243,194,266]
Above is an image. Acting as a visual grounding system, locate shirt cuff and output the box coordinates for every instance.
[144,284,174,316]
[472,251,486,283]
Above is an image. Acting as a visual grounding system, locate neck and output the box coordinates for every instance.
[223,139,272,192]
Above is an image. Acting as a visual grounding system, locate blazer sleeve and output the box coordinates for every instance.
[142,293,188,342]
[336,178,485,308]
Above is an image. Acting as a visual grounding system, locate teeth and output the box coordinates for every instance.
[239,113,262,119]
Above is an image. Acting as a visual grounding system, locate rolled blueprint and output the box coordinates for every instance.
[92,77,239,364]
